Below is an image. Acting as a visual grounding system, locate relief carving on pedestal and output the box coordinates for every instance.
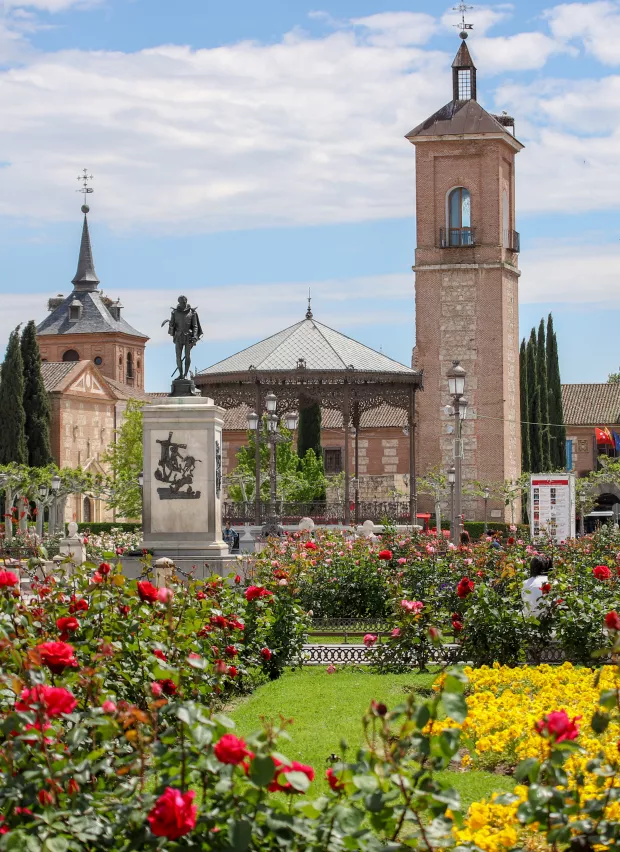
[155,431,202,500]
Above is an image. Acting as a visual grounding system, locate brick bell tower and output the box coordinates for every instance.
[407,34,523,520]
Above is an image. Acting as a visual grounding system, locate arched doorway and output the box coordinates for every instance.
[82,497,92,524]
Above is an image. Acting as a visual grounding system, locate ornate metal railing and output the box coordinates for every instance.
[222,501,413,525]
[439,227,476,248]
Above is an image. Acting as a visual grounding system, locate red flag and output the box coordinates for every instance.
[596,427,614,445]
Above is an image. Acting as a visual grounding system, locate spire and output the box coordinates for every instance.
[306,288,313,319]
[72,205,100,291]
[452,35,477,101]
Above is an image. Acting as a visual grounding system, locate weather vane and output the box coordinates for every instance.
[306,287,313,319]
[453,3,474,37]
[76,169,94,212]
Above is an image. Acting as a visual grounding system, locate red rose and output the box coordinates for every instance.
[304,541,318,551]
[225,645,238,657]
[196,591,206,600]
[363,634,378,647]
[227,666,238,677]
[98,562,111,576]
[38,789,53,807]
[245,585,273,602]
[147,787,197,840]
[56,616,79,640]
[260,647,272,661]
[137,581,159,603]
[605,611,620,631]
[214,733,251,765]
[507,537,515,545]
[456,577,475,599]
[151,682,163,697]
[102,700,117,714]
[67,779,79,795]
[541,583,551,595]
[69,597,88,613]
[234,574,241,584]
[535,709,581,743]
[378,549,393,560]
[36,641,78,675]
[268,757,315,793]
[119,604,130,617]
[0,570,19,588]
[157,679,177,696]
[326,767,345,791]
[16,685,77,717]
[593,565,611,580]
[452,620,464,633]
[153,649,167,662]
[210,615,228,629]
[214,659,227,675]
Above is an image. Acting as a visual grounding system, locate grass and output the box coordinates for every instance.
[229,667,514,807]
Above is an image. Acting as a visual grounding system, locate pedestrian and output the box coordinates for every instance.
[521,554,552,616]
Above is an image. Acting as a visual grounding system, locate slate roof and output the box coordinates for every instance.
[222,403,407,431]
[200,316,417,376]
[406,99,520,141]
[106,378,153,402]
[562,384,620,427]
[41,361,80,392]
[37,289,148,338]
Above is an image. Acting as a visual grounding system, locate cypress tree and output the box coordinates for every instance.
[527,329,543,473]
[519,338,530,472]
[0,328,27,465]
[546,314,566,469]
[21,320,53,467]
[297,397,322,460]
[536,319,551,470]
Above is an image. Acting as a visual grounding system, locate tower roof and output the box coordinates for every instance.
[72,211,100,291]
[452,39,476,70]
[199,314,417,376]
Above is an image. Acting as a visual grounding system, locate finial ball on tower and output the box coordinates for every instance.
[81,204,90,214]
[460,30,468,39]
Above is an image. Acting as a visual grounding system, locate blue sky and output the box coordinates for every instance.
[0,0,619,390]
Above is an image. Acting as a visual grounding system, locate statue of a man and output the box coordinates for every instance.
[166,295,203,379]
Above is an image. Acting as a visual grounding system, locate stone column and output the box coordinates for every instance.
[4,488,14,543]
[142,396,231,577]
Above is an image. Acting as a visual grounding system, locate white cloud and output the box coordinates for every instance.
[546,0,620,65]
[2,0,100,10]
[440,4,513,37]
[520,242,620,305]
[473,32,568,73]
[350,12,437,46]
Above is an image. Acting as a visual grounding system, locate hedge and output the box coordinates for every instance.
[77,522,142,535]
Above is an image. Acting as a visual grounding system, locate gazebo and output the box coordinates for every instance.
[195,306,423,525]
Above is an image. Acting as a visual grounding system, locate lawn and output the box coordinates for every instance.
[229,667,514,806]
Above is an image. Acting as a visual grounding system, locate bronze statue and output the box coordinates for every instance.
[164,295,203,381]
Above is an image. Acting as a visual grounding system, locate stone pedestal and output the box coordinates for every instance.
[59,521,86,565]
[142,396,232,576]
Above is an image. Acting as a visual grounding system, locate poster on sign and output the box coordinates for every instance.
[530,474,576,542]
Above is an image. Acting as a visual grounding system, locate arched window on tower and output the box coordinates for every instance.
[126,352,134,384]
[503,190,510,247]
[62,349,80,362]
[446,187,473,247]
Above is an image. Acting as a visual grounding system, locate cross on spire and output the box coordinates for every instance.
[76,169,94,213]
[306,288,313,319]
[453,3,474,38]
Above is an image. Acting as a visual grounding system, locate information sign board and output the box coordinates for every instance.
[530,474,576,542]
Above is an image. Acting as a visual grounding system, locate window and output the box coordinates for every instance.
[62,349,80,362]
[447,187,472,246]
[126,352,134,379]
[324,448,343,474]
[457,69,472,100]
[502,190,510,247]
[94,356,103,366]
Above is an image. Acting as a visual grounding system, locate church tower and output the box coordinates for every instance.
[407,35,523,519]
[37,204,148,391]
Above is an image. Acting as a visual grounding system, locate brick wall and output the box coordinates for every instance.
[38,332,146,391]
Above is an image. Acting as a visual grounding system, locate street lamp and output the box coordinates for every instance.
[51,474,61,493]
[248,396,298,536]
[483,488,490,535]
[138,471,144,489]
[446,361,467,544]
[579,491,586,537]
[448,465,455,541]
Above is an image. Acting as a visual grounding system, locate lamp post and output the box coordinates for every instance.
[579,491,586,537]
[247,396,298,537]
[49,474,62,535]
[448,465,455,542]
[446,361,467,544]
[36,483,48,539]
[483,488,490,535]
[138,471,144,529]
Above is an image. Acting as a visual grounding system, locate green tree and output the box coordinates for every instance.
[20,320,53,467]
[527,330,543,474]
[608,369,620,384]
[0,328,27,465]
[519,338,530,472]
[546,314,566,469]
[536,319,551,470]
[102,400,143,519]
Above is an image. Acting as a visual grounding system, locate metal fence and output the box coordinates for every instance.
[222,501,413,525]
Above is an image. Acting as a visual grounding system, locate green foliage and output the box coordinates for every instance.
[527,328,543,473]
[20,320,53,467]
[102,399,144,519]
[608,368,620,383]
[536,318,551,470]
[546,314,566,469]
[0,327,27,465]
[77,521,142,535]
[519,338,530,472]
[228,421,326,503]
[297,398,322,461]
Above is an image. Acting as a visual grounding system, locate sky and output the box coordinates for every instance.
[0,0,619,390]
